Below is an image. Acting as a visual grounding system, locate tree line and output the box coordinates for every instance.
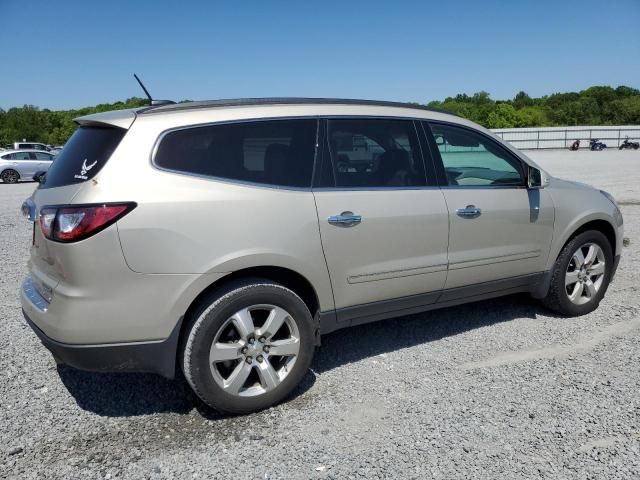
[1,85,638,146]
[427,85,640,129]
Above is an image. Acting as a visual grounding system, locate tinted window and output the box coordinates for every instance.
[1,153,13,160]
[155,119,317,188]
[40,127,126,189]
[326,119,426,188]
[428,123,523,186]
[34,152,53,160]
[14,151,31,160]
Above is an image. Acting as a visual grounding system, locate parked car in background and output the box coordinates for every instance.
[50,146,65,156]
[12,142,52,152]
[0,149,55,183]
[20,98,624,414]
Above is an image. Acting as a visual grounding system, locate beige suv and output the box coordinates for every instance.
[21,98,624,413]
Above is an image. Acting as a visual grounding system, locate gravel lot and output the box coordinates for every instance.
[1,149,639,479]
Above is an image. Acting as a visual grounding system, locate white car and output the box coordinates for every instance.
[12,142,52,152]
[0,149,55,183]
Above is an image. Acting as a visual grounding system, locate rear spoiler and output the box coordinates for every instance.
[74,107,140,129]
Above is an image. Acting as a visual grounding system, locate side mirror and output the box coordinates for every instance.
[527,165,542,189]
[33,171,46,184]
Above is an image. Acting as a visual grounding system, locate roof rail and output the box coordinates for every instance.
[138,97,458,116]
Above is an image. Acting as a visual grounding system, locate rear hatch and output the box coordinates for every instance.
[29,110,136,283]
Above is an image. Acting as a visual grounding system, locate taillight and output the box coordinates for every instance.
[39,203,136,243]
[39,208,57,238]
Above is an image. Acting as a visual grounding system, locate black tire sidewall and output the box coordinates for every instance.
[552,230,614,316]
[183,281,315,414]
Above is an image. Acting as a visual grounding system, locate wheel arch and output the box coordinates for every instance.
[176,265,323,369]
[564,219,616,254]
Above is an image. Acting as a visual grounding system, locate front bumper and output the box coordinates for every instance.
[23,309,181,379]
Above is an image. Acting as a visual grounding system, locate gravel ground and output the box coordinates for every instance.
[1,149,639,479]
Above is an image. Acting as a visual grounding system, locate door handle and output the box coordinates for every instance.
[456,205,482,218]
[328,211,362,227]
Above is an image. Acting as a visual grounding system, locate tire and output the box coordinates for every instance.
[619,146,624,150]
[542,230,613,316]
[181,279,315,414]
[1,169,20,184]
[634,144,639,150]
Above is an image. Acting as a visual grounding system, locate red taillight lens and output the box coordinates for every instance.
[39,203,135,243]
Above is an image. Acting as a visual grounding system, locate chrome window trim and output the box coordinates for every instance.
[150,114,442,192]
[312,186,441,192]
[150,116,321,192]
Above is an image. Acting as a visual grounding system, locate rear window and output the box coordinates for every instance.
[40,127,125,189]
[154,119,318,188]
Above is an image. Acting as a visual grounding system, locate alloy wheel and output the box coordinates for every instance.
[208,304,300,397]
[2,170,19,183]
[565,242,606,305]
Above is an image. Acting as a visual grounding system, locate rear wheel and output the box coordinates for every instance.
[182,279,315,414]
[1,169,19,184]
[542,230,613,316]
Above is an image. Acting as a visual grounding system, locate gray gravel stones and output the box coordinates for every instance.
[1,149,639,479]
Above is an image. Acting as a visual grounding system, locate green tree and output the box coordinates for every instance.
[486,104,517,128]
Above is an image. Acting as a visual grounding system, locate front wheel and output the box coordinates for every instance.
[542,230,613,316]
[182,279,315,414]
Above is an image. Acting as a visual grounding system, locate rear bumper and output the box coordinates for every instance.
[23,309,181,379]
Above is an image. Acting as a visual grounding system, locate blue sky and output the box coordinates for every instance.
[1,0,639,110]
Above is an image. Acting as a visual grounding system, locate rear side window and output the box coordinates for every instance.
[40,127,126,189]
[154,119,318,188]
[326,119,426,188]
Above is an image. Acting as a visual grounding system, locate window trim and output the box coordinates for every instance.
[423,120,528,189]
[150,116,321,191]
[316,116,435,191]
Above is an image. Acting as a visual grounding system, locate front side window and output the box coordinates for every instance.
[34,152,53,160]
[154,119,318,188]
[428,123,523,186]
[326,119,426,188]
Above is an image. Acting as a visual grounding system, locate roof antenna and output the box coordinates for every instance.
[133,74,176,106]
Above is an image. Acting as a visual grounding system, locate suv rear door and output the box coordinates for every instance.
[313,118,449,324]
[423,121,555,296]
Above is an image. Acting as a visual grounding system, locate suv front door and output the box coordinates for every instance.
[313,118,449,324]
[424,122,555,296]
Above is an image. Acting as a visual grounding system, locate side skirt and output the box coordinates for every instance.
[319,272,548,335]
